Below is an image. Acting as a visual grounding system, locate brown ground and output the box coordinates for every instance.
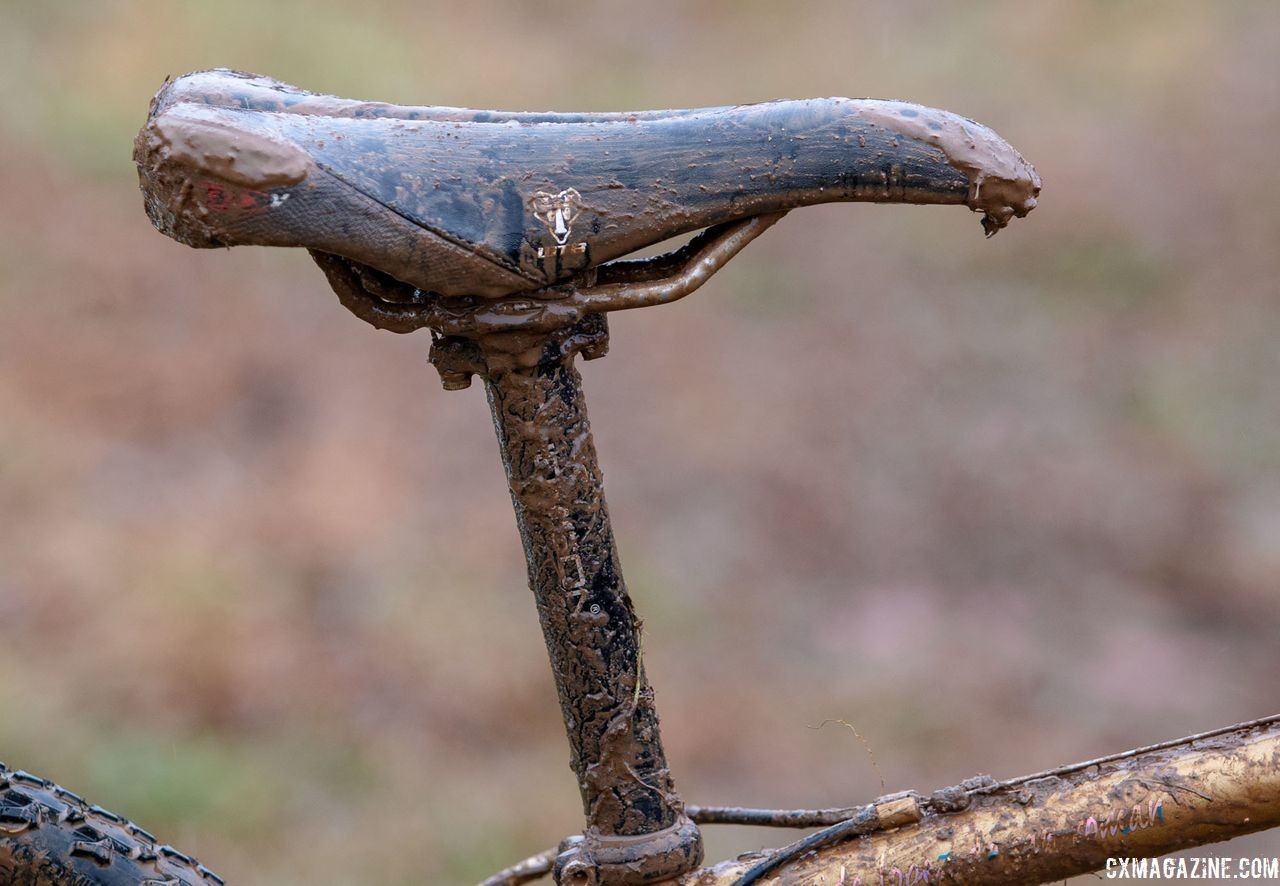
[1,2,1278,883]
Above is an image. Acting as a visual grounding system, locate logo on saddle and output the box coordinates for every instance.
[530,188,583,250]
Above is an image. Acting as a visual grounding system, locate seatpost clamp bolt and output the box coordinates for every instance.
[555,855,598,886]
[428,334,486,391]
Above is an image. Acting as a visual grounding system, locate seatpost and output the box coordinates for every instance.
[431,316,702,885]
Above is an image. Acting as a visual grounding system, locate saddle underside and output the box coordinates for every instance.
[135,69,1039,299]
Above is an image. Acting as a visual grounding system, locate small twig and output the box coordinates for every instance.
[814,722,885,793]
[808,718,887,794]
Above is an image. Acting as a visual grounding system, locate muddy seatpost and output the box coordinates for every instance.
[430,314,702,885]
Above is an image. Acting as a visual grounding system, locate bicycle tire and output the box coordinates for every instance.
[0,761,224,886]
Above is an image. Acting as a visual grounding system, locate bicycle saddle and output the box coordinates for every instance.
[135,69,1040,300]
[130,74,1043,884]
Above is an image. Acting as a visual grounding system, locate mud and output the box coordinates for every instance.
[147,68,708,125]
[483,325,702,883]
[139,104,311,190]
[854,100,1041,234]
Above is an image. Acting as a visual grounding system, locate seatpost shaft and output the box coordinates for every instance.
[481,340,702,885]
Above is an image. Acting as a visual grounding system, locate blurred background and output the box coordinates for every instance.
[2,1,1278,883]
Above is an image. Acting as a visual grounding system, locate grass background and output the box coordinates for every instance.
[1,2,1278,882]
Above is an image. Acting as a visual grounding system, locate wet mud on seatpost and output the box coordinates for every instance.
[480,321,703,884]
[132,70,1041,885]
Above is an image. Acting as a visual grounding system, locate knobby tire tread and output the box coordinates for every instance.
[0,761,223,886]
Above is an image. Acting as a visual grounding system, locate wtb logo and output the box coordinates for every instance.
[530,188,583,247]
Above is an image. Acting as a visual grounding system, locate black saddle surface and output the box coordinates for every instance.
[135,70,1039,298]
